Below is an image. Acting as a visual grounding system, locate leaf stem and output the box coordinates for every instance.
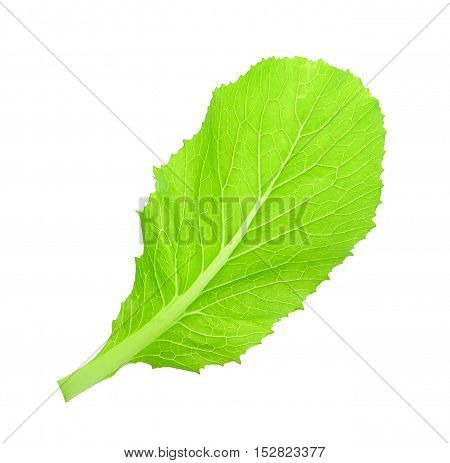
[58,197,264,401]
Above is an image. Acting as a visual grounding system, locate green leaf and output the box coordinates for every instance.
[58,57,385,401]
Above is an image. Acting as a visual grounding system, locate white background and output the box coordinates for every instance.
[1,0,449,461]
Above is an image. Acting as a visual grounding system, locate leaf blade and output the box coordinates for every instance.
[59,57,385,400]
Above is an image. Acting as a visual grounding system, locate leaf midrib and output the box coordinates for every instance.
[58,72,342,400]
[58,115,309,401]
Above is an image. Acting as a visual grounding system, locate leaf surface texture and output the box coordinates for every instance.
[59,57,385,400]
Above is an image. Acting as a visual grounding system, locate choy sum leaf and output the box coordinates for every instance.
[58,57,385,401]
